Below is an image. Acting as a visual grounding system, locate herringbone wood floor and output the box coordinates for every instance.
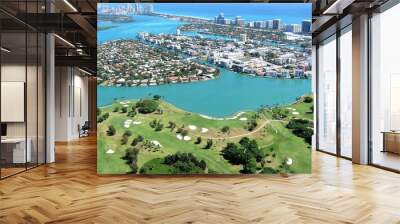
[1,136,400,224]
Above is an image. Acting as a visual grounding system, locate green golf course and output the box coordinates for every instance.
[97,95,313,174]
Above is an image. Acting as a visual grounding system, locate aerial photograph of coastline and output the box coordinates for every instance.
[97,3,313,175]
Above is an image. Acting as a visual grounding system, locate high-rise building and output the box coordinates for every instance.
[135,3,140,14]
[286,24,301,33]
[285,24,294,32]
[254,21,266,29]
[272,19,282,30]
[215,13,225,24]
[293,24,301,33]
[265,20,273,29]
[302,20,312,33]
[235,16,244,26]
[240,34,247,42]
[148,4,154,14]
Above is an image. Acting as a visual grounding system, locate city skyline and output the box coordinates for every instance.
[98,3,311,25]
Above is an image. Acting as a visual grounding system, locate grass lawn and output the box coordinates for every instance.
[285,95,313,121]
[97,97,312,174]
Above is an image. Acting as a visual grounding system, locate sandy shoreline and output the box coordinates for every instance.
[199,111,246,121]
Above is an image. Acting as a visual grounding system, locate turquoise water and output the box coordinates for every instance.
[154,3,311,24]
[98,13,312,118]
[98,68,311,118]
[98,15,183,43]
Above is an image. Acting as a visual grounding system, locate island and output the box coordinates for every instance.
[98,14,134,23]
[98,25,118,31]
[97,95,313,174]
[139,31,311,79]
[97,40,220,86]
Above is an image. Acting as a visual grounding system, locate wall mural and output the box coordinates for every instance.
[97,3,313,175]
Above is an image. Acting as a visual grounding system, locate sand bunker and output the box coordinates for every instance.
[239,117,248,121]
[124,119,132,128]
[201,128,209,133]
[176,134,191,141]
[106,149,115,154]
[188,125,197,130]
[151,140,162,147]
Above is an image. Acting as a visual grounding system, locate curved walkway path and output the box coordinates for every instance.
[197,119,279,140]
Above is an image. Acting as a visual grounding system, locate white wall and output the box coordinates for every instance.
[1,63,46,164]
[55,67,89,141]
[1,65,26,139]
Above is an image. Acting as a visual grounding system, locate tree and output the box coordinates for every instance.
[128,110,137,117]
[106,125,116,136]
[121,107,128,113]
[153,94,162,100]
[262,167,278,174]
[271,107,289,120]
[199,160,207,170]
[204,139,213,149]
[136,99,159,114]
[286,118,312,129]
[103,112,110,120]
[131,135,144,146]
[149,119,158,128]
[241,155,257,174]
[303,96,313,103]
[167,121,176,131]
[122,147,140,173]
[97,116,104,123]
[156,108,164,115]
[121,135,128,145]
[246,119,258,131]
[286,118,313,144]
[293,128,313,144]
[155,122,164,132]
[149,120,163,132]
[181,129,189,137]
[163,152,207,174]
[195,137,202,144]
[123,130,132,137]
[239,137,263,162]
[221,143,244,165]
[97,108,101,116]
[113,106,120,112]
[221,126,230,134]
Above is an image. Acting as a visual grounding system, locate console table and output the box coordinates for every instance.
[1,138,31,164]
[382,131,400,154]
